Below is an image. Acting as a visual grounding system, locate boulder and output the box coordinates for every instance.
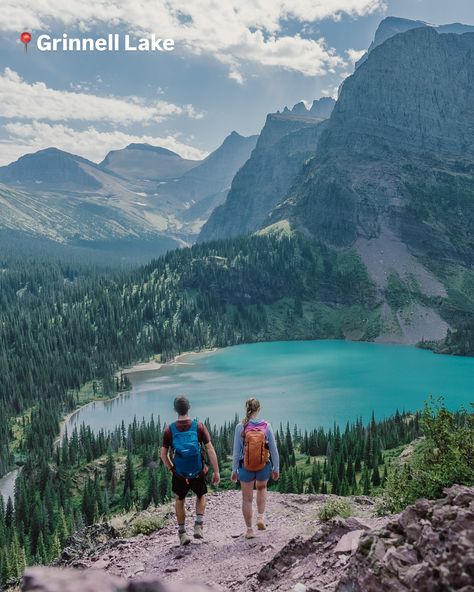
[334,530,366,554]
[337,485,474,592]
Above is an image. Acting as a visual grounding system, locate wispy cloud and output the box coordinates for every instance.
[0,121,207,165]
[0,68,203,123]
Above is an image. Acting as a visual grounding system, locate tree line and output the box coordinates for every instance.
[0,408,423,586]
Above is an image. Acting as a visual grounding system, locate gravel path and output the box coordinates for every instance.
[78,491,387,592]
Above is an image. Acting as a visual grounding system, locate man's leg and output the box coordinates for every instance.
[256,480,268,530]
[196,493,207,515]
[175,496,190,546]
[240,480,255,537]
[194,494,206,539]
[176,496,186,525]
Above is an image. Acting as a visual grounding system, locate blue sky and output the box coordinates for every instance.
[0,0,472,165]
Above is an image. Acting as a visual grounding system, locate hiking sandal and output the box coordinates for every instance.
[245,529,256,539]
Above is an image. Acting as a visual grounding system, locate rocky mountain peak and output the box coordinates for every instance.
[0,146,102,191]
[309,97,336,118]
[291,101,309,115]
[356,15,474,67]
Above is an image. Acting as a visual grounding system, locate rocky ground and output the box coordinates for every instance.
[19,486,474,592]
[56,491,386,591]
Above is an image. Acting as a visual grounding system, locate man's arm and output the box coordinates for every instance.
[160,446,173,471]
[205,442,220,485]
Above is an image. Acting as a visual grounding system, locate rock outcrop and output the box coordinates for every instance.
[338,485,474,592]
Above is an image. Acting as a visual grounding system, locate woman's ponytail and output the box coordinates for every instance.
[243,397,260,425]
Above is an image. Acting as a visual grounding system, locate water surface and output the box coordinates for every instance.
[65,341,474,434]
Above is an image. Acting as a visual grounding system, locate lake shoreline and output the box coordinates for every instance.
[122,348,218,375]
[57,348,218,444]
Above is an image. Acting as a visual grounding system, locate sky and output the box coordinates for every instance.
[0,0,472,166]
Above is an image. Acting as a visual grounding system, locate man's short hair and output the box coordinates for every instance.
[174,395,190,416]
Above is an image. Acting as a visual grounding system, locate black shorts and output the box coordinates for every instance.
[172,472,208,500]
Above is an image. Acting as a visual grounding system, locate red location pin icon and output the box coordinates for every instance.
[20,31,32,53]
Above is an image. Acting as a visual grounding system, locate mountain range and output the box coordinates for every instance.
[1,16,473,345]
[0,132,257,260]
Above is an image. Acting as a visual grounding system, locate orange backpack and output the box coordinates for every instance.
[243,421,270,471]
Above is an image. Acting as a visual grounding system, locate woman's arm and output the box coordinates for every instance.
[232,423,243,473]
[266,423,280,473]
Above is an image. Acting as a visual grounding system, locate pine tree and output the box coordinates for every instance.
[105,449,115,483]
[123,452,135,495]
[362,464,371,495]
[372,464,381,487]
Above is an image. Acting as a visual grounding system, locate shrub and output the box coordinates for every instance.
[317,499,353,522]
[128,515,165,537]
[381,398,474,513]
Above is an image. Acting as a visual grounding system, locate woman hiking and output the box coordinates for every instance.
[231,397,279,538]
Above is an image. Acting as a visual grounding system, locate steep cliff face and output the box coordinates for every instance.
[275,27,474,262]
[199,105,329,242]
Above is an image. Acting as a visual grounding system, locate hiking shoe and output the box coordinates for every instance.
[194,523,204,539]
[179,531,191,546]
[256,518,266,531]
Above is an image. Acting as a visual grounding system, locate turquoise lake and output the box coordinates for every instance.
[64,341,474,434]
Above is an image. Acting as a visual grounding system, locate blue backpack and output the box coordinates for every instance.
[171,420,203,479]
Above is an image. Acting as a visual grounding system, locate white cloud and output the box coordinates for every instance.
[2,1,385,80]
[0,121,207,165]
[346,48,366,64]
[0,68,203,123]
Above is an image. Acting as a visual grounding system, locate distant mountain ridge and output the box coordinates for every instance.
[100,143,200,182]
[0,132,257,260]
[0,147,104,191]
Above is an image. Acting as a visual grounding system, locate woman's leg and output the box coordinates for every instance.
[256,480,268,519]
[240,480,255,534]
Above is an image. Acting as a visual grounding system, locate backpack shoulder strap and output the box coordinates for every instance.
[170,422,178,436]
[190,419,198,433]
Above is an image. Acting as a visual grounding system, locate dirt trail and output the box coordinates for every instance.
[75,491,387,592]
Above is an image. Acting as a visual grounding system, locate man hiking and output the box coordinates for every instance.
[161,395,220,545]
